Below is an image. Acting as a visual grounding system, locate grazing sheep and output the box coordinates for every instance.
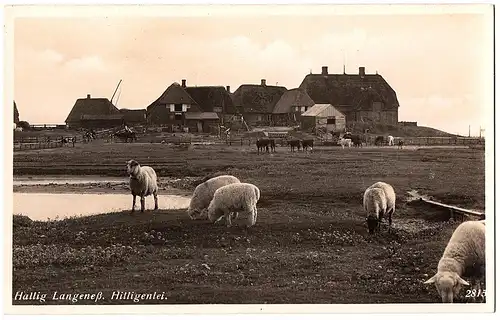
[126,159,159,213]
[339,138,352,149]
[424,220,486,303]
[363,181,396,233]
[187,175,241,220]
[207,182,261,227]
[388,135,395,146]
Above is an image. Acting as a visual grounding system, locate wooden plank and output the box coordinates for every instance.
[420,198,485,218]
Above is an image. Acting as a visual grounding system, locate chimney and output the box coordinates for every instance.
[87,94,91,99]
[181,79,186,88]
[226,85,230,93]
[322,66,328,75]
[359,67,365,78]
[261,79,266,86]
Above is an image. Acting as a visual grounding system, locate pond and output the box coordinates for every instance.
[13,192,191,221]
[13,176,127,186]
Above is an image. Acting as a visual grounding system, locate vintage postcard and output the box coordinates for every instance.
[3,3,495,315]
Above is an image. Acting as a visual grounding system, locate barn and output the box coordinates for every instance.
[184,82,237,126]
[300,104,346,135]
[231,79,287,127]
[79,114,124,129]
[65,94,123,129]
[299,66,400,126]
[272,88,315,126]
[146,80,233,133]
[146,81,202,130]
[119,109,147,126]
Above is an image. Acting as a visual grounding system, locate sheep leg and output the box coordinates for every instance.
[225,212,233,227]
[140,196,146,212]
[387,208,394,227]
[153,190,159,211]
[131,195,137,213]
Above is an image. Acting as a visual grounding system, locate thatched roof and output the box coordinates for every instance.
[185,112,219,120]
[146,82,199,112]
[81,114,124,120]
[14,101,19,123]
[120,108,147,123]
[299,71,400,111]
[232,83,288,114]
[65,96,120,124]
[185,86,238,114]
[273,88,315,114]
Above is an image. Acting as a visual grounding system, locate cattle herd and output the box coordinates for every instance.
[255,132,404,153]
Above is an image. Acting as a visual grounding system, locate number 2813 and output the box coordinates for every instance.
[465,289,486,298]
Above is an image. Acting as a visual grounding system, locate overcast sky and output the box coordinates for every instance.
[13,9,492,136]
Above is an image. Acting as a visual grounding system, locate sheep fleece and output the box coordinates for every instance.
[130,166,158,196]
[368,181,396,213]
[208,183,260,219]
[189,175,241,213]
[439,220,485,273]
[363,187,387,219]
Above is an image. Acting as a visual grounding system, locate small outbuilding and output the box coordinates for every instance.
[300,104,346,134]
[185,112,220,133]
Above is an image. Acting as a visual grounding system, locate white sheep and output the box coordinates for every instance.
[207,182,261,227]
[187,175,241,220]
[363,181,396,233]
[424,220,486,303]
[126,159,159,213]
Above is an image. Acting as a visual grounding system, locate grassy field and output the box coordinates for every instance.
[12,142,486,304]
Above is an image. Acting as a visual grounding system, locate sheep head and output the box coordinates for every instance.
[366,216,379,234]
[126,159,141,177]
[187,207,207,220]
[424,271,470,303]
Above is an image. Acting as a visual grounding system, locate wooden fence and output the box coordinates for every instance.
[13,136,78,151]
[223,135,485,147]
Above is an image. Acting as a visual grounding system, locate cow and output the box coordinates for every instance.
[301,139,314,152]
[350,134,363,148]
[288,139,301,152]
[375,135,385,146]
[398,140,404,149]
[339,138,352,149]
[256,138,271,154]
[388,135,395,146]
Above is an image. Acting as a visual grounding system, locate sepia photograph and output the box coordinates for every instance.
[3,2,495,315]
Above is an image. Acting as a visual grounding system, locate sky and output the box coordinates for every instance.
[12,9,492,136]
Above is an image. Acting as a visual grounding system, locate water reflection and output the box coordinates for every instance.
[14,193,190,221]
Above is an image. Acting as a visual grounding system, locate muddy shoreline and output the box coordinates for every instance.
[13,176,201,197]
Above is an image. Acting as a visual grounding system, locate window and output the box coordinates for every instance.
[327,118,336,125]
[174,104,183,112]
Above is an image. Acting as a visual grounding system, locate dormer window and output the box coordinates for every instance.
[174,104,183,112]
